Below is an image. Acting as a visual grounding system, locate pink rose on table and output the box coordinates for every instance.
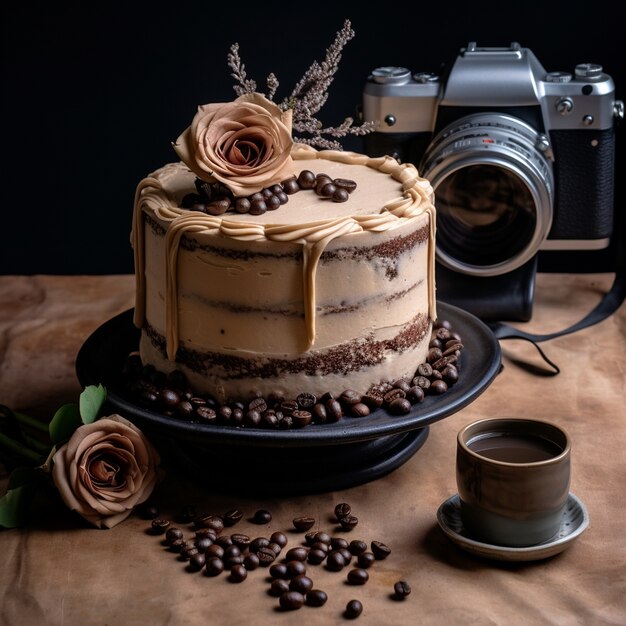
[173,92,294,197]
[52,415,160,529]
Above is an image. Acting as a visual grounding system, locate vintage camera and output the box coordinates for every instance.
[363,42,623,321]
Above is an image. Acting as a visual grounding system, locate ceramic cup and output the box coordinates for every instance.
[456,417,571,547]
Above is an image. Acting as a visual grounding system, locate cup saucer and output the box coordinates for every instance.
[436,492,589,562]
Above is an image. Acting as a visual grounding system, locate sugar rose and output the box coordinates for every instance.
[173,92,294,197]
[52,415,161,529]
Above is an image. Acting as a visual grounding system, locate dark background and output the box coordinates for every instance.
[2,1,624,275]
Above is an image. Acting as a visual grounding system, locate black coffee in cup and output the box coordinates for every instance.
[468,433,563,463]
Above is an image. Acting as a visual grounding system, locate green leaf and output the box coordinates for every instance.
[0,467,39,528]
[48,403,81,446]
[79,384,107,424]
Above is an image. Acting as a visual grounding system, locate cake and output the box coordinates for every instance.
[131,144,436,404]
[129,22,437,410]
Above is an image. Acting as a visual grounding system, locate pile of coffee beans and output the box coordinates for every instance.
[121,320,464,429]
[180,169,357,216]
[140,500,409,618]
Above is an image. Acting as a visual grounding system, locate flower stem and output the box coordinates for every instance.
[13,410,49,433]
[0,432,45,463]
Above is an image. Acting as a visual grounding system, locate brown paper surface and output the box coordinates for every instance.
[1,274,625,625]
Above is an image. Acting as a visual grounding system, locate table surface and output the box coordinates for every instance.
[0,273,624,626]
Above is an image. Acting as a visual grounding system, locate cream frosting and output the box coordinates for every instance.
[132,144,436,363]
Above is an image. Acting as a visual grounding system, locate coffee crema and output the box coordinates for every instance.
[468,433,563,463]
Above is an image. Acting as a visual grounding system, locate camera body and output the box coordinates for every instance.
[363,43,623,320]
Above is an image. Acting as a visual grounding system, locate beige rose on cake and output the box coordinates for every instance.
[173,92,294,197]
[52,414,161,529]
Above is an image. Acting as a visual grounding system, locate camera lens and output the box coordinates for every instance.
[420,113,554,276]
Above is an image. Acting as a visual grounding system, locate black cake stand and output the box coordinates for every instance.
[75,303,501,495]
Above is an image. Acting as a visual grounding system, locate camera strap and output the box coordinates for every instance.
[487,212,626,375]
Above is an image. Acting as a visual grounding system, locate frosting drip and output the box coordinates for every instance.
[132,144,436,360]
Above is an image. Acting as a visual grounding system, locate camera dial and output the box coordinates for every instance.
[420,113,554,277]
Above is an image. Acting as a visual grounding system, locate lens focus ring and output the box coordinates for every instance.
[420,113,554,277]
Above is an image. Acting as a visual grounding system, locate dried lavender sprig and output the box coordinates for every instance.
[266,72,279,101]
[294,136,344,150]
[286,19,355,117]
[227,43,257,96]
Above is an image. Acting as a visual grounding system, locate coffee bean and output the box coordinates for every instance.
[345,599,363,619]
[357,551,375,569]
[269,579,290,596]
[229,564,247,583]
[325,398,343,422]
[289,574,313,594]
[231,534,251,550]
[286,546,308,562]
[333,178,357,193]
[334,502,352,520]
[235,197,251,213]
[269,563,288,579]
[339,389,362,406]
[195,527,217,541]
[205,557,224,576]
[196,405,217,423]
[296,391,316,409]
[286,560,307,578]
[307,548,327,565]
[223,508,243,527]
[313,531,332,545]
[270,531,288,548]
[205,544,224,559]
[194,514,224,534]
[442,364,459,385]
[361,394,383,410]
[293,516,316,531]
[332,187,349,202]
[253,509,272,524]
[206,198,230,215]
[188,552,206,572]
[348,539,367,555]
[331,537,349,550]
[279,590,305,610]
[312,402,328,423]
[339,515,359,531]
[347,568,369,585]
[165,527,184,544]
[393,580,411,599]
[406,385,425,404]
[325,550,346,571]
[429,379,449,395]
[413,375,431,390]
[297,170,316,189]
[276,190,289,205]
[168,538,185,553]
[282,177,301,194]
[371,540,391,560]
[249,199,267,215]
[306,589,328,607]
[383,388,406,405]
[389,397,411,415]
[223,544,241,560]
[427,347,443,363]
[150,519,170,535]
[291,410,312,428]
[350,403,370,417]
[310,541,329,554]
[243,553,260,571]
[266,194,281,210]
[215,535,233,549]
[194,537,213,553]
[256,547,277,566]
[268,542,282,556]
[250,536,269,552]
